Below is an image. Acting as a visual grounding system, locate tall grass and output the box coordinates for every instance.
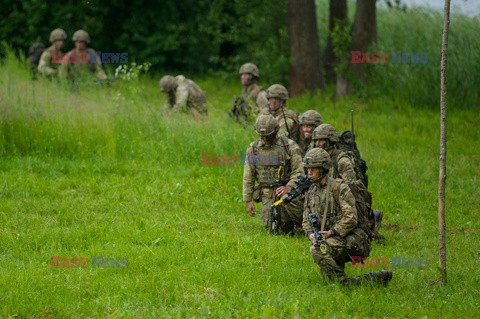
[315,1,480,109]
[1,52,479,317]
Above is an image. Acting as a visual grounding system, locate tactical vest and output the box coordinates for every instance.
[253,136,292,187]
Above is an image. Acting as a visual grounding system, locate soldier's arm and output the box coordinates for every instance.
[242,144,256,201]
[256,91,269,115]
[331,183,358,237]
[286,141,304,189]
[337,155,357,183]
[37,51,57,75]
[90,51,107,80]
[173,84,189,112]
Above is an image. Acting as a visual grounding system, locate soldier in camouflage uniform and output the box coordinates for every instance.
[37,28,67,77]
[159,75,208,117]
[312,123,385,242]
[266,84,300,145]
[243,114,304,233]
[59,30,107,81]
[302,148,392,285]
[299,110,323,157]
[228,63,269,123]
[312,124,357,183]
[28,43,45,79]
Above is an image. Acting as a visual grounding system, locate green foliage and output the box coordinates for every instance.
[1,54,480,317]
[0,0,288,84]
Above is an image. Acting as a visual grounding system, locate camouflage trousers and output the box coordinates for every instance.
[310,236,348,282]
[261,187,304,234]
[310,228,370,282]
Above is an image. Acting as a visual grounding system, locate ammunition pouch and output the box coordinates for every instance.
[252,184,262,203]
[345,228,371,260]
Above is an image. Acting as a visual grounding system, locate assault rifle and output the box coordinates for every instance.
[269,166,285,234]
[271,174,311,209]
[308,212,328,255]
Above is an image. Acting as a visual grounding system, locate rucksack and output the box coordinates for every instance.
[336,130,369,188]
[332,179,374,240]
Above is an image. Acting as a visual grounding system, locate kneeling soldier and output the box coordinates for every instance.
[302,148,392,286]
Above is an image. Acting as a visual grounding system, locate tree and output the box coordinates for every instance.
[438,0,451,284]
[336,0,377,98]
[287,0,324,96]
[324,0,348,83]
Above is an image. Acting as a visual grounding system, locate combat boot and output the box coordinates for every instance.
[373,210,383,230]
[372,210,386,244]
[343,270,393,287]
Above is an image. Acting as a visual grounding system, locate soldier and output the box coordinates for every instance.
[243,114,304,234]
[312,123,385,242]
[159,75,208,118]
[28,43,45,79]
[302,148,393,286]
[299,110,323,157]
[59,30,107,81]
[266,84,300,145]
[312,124,358,183]
[228,63,268,122]
[37,28,67,77]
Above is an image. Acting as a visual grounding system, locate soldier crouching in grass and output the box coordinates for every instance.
[242,114,304,234]
[302,148,393,286]
[159,75,208,119]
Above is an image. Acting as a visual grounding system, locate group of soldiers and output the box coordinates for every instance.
[28,28,107,81]
[232,63,393,286]
[28,35,393,286]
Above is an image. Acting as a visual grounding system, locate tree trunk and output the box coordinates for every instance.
[438,0,451,284]
[324,0,347,83]
[336,0,377,98]
[287,0,324,96]
[350,0,377,83]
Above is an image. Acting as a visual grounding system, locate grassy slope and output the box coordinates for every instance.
[0,56,479,318]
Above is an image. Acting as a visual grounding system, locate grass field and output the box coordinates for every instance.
[1,55,479,318]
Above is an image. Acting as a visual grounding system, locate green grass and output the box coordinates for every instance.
[0,53,479,318]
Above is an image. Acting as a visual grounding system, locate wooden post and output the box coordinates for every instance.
[438,0,451,284]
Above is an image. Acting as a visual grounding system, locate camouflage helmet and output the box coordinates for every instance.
[266,84,289,100]
[72,30,90,43]
[312,123,339,142]
[254,114,279,136]
[239,63,259,78]
[49,28,67,43]
[299,110,323,126]
[159,75,178,92]
[303,148,332,170]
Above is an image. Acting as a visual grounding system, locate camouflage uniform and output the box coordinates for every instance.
[59,30,107,81]
[266,84,300,144]
[243,115,304,233]
[302,148,391,285]
[303,176,359,281]
[38,28,66,77]
[28,43,45,78]
[312,124,357,183]
[160,75,208,115]
[299,110,323,157]
[240,83,269,115]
